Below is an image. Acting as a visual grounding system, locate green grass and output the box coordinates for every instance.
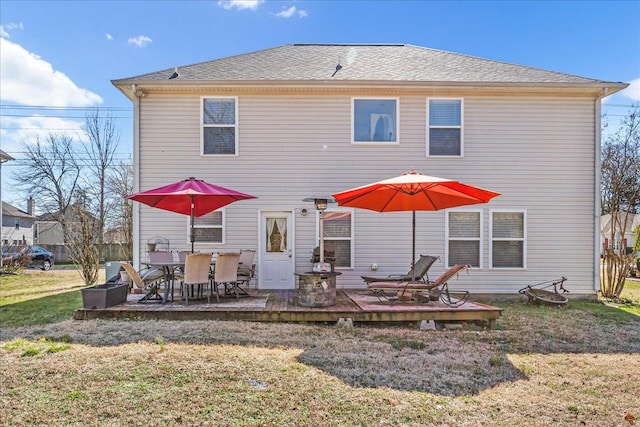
[0,269,103,327]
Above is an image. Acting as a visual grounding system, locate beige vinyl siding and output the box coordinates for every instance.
[135,92,597,294]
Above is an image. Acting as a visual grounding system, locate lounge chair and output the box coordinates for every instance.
[366,264,471,307]
[361,255,439,284]
[120,262,165,303]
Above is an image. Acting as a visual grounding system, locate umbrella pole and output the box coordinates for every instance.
[190,197,195,253]
[412,210,416,282]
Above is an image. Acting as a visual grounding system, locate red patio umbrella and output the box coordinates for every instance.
[332,170,500,280]
[127,177,257,253]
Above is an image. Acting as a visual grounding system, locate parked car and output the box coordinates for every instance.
[1,245,54,270]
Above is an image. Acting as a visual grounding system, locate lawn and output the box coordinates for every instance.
[1,270,639,426]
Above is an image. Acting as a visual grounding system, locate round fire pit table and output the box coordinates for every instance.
[295,271,341,307]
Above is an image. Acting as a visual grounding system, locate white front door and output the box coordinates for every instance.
[258,211,294,289]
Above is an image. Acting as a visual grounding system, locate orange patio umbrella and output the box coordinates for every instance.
[332,170,500,280]
[127,177,257,253]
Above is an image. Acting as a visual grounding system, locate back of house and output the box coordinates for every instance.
[112,43,627,296]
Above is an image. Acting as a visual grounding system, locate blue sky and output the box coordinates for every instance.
[1,0,639,208]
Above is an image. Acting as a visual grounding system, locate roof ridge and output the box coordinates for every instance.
[293,43,405,47]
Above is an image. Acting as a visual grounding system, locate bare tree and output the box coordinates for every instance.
[12,109,121,285]
[81,109,119,261]
[13,134,81,216]
[11,134,100,283]
[106,159,133,260]
[600,105,640,298]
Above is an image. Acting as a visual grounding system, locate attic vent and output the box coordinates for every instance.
[169,66,179,80]
[331,63,342,78]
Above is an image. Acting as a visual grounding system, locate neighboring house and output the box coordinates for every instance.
[112,43,627,295]
[34,206,99,245]
[601,213,640,254]
[104,226,129,244]
[1,201,35,247]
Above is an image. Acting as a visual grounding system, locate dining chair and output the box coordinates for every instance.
[182,253,214,305]
[213,252,242,299]
[148,251,174,263]
[237,249,256,291]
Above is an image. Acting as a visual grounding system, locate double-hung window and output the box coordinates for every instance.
[491,210,526,268]
[202,97,237,155]
[320,210,353,268]
[427,98,463,156]
[446,210,482,267]
[352,98,398,144]
[191,210,225,244]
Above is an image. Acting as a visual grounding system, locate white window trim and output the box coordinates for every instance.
[489,209,527,270]
[316,208,355,269]
[189,208,226,246]
[351,97,400,145]
[445,208,483,269]
[426,97,464,158]
[200,96,239,157]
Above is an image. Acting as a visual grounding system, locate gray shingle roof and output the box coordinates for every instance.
[113,44,614,85]
[2,202,33,219]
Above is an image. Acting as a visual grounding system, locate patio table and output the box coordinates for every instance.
[143,259,224,303]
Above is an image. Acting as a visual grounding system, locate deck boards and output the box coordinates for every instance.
[74,289,502,327]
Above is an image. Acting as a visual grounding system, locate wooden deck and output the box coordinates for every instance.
[74,289,503,328]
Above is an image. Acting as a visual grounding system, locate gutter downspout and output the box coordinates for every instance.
[132,84,142,269]
[594,87,609,294]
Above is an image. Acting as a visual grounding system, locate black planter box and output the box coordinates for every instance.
[81,283,128,309]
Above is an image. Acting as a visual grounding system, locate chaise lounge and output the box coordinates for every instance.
[361,255,439,284]
[366,264,471,307]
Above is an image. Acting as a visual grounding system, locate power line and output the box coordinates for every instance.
[0,104,131,111]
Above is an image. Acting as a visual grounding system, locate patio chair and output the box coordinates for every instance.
[361,255,439,285]
[366,264,471,307]
[213,252,243,299]
[237,249,256,290]
[182,253,214,305]
[120,262,165,304]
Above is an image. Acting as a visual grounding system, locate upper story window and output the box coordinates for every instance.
[191,210,225,244]
[490,210,526,269]
[427,98,463,156]
[202,97,237,155]
[446,210,482,268]
[352,98,398,144]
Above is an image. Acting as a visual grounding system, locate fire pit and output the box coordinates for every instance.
[295,271,341,307]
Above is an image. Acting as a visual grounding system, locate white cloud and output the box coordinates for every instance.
[127,35,152,47]
[275,6,308,18]
[1,22,24,38]
[0,115,86,148]
[620,78,640,102]
[217,0,264,11]
[106,33,114,40]
[0,38,103,107]
[276,6,296,18]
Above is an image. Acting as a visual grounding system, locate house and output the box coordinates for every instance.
[112,43,627,296]
[1,200,35,247]
[601,212,640,254]
[34,205,99,245]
